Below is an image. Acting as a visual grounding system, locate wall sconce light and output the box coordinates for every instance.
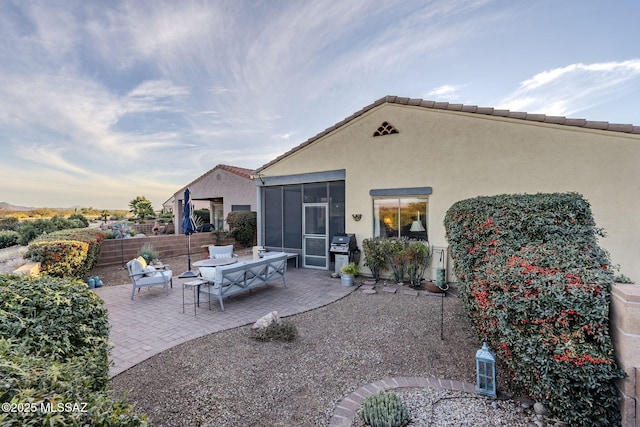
[352,214,362,221]
[476,342,497,398]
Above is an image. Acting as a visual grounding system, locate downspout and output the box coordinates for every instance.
[255,183,263,247]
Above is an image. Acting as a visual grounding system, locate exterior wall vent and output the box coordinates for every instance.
[373,121,399,137]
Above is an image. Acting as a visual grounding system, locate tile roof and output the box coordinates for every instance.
[217,164,255,179]
[256,95,640,172]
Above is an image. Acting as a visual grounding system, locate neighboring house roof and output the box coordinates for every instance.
[216,164,254,179]
[171,164,256,203]
[179,164,255,193]
[256,95,640,173]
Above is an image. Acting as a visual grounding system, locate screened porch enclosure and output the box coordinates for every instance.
[262,181,345,269]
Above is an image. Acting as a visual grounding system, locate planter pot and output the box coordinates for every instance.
[424,281,444,293]
[341,274,355,287]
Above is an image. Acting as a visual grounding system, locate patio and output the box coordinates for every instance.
[94,266,356,377]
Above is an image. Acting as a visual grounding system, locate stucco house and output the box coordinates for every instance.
[253,96,640,281]
[171,164,256,233]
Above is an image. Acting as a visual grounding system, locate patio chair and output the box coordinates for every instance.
[208,244,237,260]
[126,256,173,300]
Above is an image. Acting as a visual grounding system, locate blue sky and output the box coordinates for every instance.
[1,0,639,210]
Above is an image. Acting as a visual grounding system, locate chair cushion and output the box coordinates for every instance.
[143,266,157,277]
[136,256,148,269]
[130,259,145,275]
[199,267,216,280]
[215,253,232,259]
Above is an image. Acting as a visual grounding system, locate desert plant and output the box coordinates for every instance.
[68,213,89,227]
[360,390,409,427]
[138,243,159,263]
[362,237,387,281]
[128,196,155,221]
[0,230,19,249]
[405,240,430,288]
[0,217,19,231]
[251,320,298,342]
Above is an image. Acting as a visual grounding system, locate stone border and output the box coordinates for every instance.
[328,376,475,427]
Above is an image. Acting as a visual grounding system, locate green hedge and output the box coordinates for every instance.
[0,275,146,426]
[444,193,624,426]
[226,211,256,247]
[25,228,104,279]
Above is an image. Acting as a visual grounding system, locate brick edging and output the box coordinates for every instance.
[327,376,475,427]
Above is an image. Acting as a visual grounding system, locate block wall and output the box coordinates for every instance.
[96,233,238,267]
[610,283,640,427]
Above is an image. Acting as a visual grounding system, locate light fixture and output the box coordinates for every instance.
[352,214,362,221]
[410,211,425,232]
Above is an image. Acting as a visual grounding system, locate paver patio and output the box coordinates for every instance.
[94,266,356,377]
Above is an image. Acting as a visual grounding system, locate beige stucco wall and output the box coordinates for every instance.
[260,103,640,280]
[172,167,256,232]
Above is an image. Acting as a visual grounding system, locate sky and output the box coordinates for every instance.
[1,0,639,210]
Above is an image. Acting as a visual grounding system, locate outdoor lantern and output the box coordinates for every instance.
[476,342,497,398]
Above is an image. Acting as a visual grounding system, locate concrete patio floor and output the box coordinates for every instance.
[94,266,356,378]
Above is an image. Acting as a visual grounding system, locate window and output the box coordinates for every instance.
[231,205,251,211]
[373,197,428,240]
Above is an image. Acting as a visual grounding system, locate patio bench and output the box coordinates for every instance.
[198,252,287,311]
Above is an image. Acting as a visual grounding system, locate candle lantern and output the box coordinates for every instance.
[476,342,497,398]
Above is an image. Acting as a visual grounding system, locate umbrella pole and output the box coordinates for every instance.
[179,234,198,278]
[188,234,192,271]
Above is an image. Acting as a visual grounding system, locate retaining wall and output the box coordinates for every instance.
[611,283,640,427]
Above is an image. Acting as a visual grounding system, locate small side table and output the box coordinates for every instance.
[182,279,208,315]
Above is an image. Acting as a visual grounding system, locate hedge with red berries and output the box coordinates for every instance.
[444,193,624,427]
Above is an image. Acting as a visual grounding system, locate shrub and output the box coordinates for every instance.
[25,229,104,278]
[0,230,19,249]
[404,240,430,288]
[360,390,409,427]
[0,275,146,426]
[251,320,298,342]
[68,213,90,227]
[16,216,86,245]
[25,240,89,278]
[444,192,624,427]
[362,237,388,281]
[381,237,408,283]
[227,211,257,247]
[0,217,19,231]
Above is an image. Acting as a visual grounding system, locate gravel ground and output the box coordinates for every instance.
[100,256,549,427]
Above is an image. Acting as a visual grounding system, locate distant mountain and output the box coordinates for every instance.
[0,202,35,211]
[0,202,81,211]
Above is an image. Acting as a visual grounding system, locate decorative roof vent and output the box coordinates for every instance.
[373,121,399,137]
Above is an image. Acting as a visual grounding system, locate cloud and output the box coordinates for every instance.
[427,84,464,100]
[497,60,640,117]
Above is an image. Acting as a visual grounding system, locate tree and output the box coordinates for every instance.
[128,196,155,221]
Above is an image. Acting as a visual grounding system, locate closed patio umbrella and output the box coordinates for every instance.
[179,188,198,278]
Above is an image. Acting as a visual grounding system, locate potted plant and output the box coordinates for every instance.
[138,243,159,264]
[340,262,359,287]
